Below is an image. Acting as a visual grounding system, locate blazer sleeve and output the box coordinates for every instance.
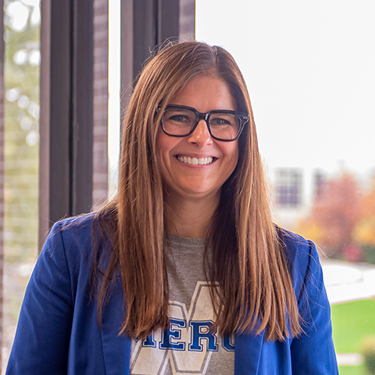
[290,240,339,374]
[6,222,74,375]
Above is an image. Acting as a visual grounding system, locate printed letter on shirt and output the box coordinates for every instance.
[130,282,235,374]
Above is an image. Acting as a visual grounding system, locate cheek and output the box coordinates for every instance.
[226,142,239,172]
[155,131,179,170]
[156,130,170,161]
[155,128,164,154]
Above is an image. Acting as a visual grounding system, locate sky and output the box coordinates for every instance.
[196,0,375,178]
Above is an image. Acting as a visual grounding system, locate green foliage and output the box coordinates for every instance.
[363,246,375,265]
[362,336,375,374]
[4,0,40,261]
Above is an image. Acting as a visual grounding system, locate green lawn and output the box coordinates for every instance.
[331,299,375,374]
[338,364,368,375]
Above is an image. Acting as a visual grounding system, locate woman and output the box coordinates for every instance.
[7,41,338,374]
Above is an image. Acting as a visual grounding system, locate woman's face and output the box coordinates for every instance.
[156,75,239,202]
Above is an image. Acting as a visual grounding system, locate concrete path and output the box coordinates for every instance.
[321,259,375,305]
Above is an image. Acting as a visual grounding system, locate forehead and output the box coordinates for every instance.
[168,75,237,112]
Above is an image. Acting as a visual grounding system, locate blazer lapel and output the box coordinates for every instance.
[235,330,265,374]
[100,277,131,375]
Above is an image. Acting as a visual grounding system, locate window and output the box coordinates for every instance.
[275,168,302,208]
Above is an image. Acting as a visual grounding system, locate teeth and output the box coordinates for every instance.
[178,156,214,165]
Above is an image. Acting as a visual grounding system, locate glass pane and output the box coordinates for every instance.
[108,0,121,198]
[3,0,41,368]
[197,0,375,372]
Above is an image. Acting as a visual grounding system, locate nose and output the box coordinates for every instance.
[187,119,212,147]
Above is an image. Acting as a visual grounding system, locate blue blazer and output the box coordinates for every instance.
[6,215,338,374]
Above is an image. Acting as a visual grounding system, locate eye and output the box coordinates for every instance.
[167,114,191,123]
[163,109,195,127]
[210,117,231,126]
[210,114,237,127]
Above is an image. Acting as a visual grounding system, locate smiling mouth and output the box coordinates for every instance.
[177,156,214,165]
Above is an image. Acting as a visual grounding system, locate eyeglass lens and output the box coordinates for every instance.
[162,107,241,140]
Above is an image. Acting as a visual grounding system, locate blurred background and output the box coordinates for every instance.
[1,1,374,374]
[197,4,375,373]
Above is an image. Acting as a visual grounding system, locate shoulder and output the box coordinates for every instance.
[279,229,315,258]
[46,213,98,252]
[49,213,95,238]
[278,228,323,303]
[41,213,97,274]
[279,228,319,269]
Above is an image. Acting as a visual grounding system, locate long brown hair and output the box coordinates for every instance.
[91,41,301,341]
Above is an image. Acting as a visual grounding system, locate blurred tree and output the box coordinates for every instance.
[294,218,323,246]
[354,176,375,263]
[297,173,362,258]
[4,0,40,262]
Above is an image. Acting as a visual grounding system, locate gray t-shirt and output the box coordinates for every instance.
[130,234,235,374]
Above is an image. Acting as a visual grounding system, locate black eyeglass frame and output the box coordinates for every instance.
[156,104,249,142]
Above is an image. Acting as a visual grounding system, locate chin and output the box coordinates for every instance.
[179,186,220,199]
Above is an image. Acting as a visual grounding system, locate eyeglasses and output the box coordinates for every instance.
[157,105,249,142]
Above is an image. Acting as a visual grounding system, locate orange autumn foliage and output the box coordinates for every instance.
[297,173,362,257]
[354,177,375,246]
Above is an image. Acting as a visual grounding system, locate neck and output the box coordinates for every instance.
[164,192,219,239]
